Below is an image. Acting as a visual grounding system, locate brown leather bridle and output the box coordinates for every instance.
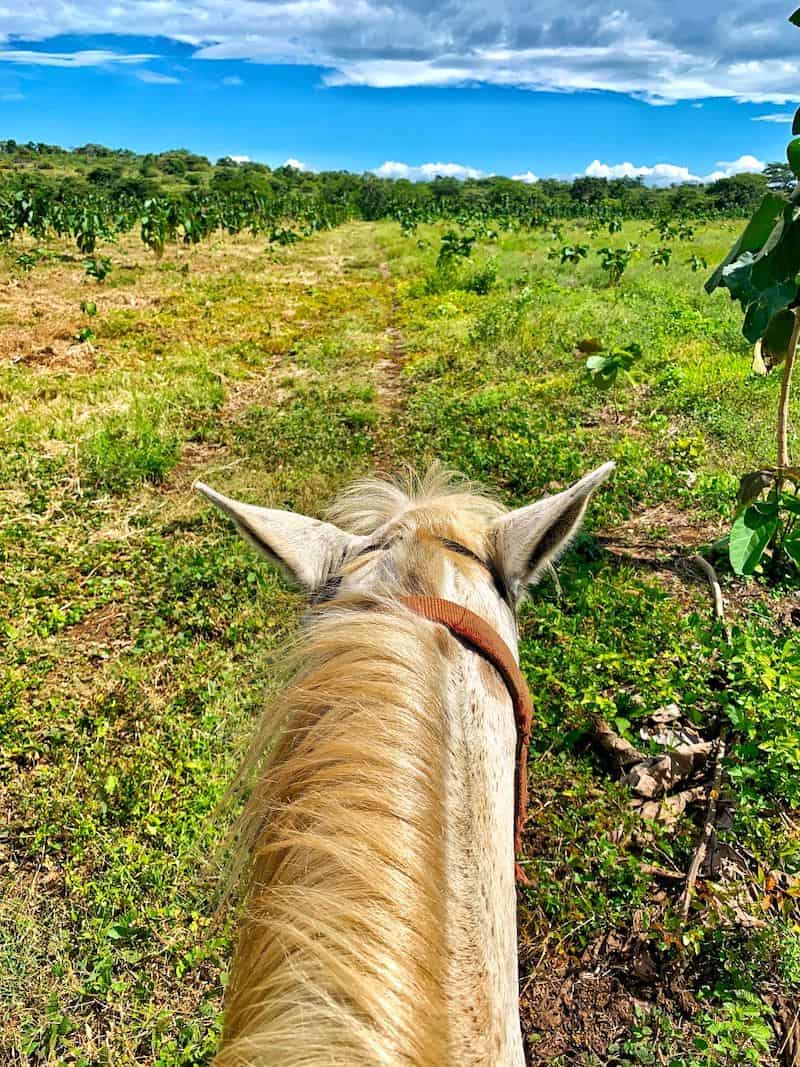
[400,595,532,886]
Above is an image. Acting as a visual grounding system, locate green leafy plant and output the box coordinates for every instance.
[580,337,642,420]
[75,298,99,344]
[15,248,43,272]
[83,255,111,282]
[706,7,800,579]
[548,243,589,265]
[692,990,773,1066]
[729,469,800,576]
[437,230,476,266]
[651,245,673,268]
[269,226,301,245]
[583,339,642,389]
[687,254,708,273]
[597,242,639,286]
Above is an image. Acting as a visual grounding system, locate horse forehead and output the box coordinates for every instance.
[386,507,490,549]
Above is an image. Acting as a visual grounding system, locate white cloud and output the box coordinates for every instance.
[229,154,250,163]
[585,153,765,186]
[0,90,24,101]
[511,171,539,183]
[586,159,700,185]
[371,161,412,178]
[372,160,484,180]
[222,75,243,86]
[753,112,794,122]
[318,46,800,104]
[283,157,308,170]
[2,2,799,106]
[704,153,766,181]
[0,49,153,67]
[136,70,180,84]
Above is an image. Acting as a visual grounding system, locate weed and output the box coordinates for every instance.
[80,408,179,492]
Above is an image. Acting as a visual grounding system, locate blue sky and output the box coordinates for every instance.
[1,2,799,185]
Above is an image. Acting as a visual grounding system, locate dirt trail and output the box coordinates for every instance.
[374,260,406,413]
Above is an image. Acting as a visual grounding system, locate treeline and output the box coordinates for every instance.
[0,139,789,221]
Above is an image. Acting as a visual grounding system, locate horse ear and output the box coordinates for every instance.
[195,482,364,593]
[492,462,614,599]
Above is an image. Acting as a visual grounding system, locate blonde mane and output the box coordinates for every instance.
[216,469,506,1067]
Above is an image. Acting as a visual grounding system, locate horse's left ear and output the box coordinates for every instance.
[194,482,365,593]
[491,462,614,599]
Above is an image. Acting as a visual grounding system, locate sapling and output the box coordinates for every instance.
[706,5,800,578]
[597,243,639,286]
[580,337,643,421]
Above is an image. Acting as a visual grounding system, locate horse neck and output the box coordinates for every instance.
[437,612,526,1067]
[219,600,524,1067]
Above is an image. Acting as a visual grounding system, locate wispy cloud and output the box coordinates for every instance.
[752,112,794,123]
[222,75,243,86]
[136,69,181,84]
[0,49,153,68]
[0,90,25,101]
[585,153,765,186]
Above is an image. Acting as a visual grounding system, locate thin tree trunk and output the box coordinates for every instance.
[777,310,800,470]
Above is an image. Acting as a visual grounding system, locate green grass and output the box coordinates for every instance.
[3,217,800,1064]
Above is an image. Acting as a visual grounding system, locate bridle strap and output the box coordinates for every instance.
[400,595,532,886]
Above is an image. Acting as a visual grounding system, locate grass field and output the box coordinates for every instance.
[2,218,800,1065]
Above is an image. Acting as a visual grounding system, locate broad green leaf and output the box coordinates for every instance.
[706,194,786,294]
[761,307,798,366]
[586,355,610,371]
[781,493,800,516]
[791,8,800,27]
[794,106,800,136]
[742,282,798,343]
[784,538,800,567]
[729,503,778,575]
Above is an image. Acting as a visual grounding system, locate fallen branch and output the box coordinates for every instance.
[679,733,727,920]
[639,863,686,882]
[633,784,708,827]
[590,718,646,771]
[690,554,724,620]
[624,742,715,799]
[691,553,733,644]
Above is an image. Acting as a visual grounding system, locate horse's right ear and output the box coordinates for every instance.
[194,482,365,593]
[491,462,614,600]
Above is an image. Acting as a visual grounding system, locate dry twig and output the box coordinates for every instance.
[678,734,727,920]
